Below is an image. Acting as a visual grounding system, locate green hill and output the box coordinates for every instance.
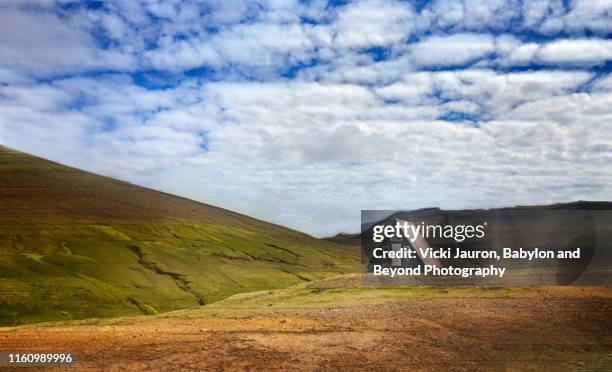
[0,145,358,325]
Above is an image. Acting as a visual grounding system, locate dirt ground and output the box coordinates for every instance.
[1,287,611,371]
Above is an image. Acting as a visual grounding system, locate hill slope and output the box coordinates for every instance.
[0,145,358,325]
[323,232,361,247]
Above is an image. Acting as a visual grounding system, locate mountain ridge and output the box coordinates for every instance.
[328,201,612,243]
[0,144,308,235]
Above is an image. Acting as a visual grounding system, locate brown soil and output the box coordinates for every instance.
[1,287,610,371]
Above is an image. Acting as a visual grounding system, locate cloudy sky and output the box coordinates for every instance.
[0,0,611,236]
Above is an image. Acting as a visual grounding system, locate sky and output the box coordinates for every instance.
[0,0,611,236]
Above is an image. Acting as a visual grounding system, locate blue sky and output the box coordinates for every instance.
[0,0,611,236]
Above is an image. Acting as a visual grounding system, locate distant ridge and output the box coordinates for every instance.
[330,201,612,244]
[324,232,361,247]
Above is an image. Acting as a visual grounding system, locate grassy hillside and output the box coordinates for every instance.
[163,274,524,319]
[0,145,358,325]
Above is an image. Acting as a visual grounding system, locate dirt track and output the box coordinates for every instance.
[1,286,611,371]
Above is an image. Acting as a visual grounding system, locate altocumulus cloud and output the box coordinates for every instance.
[0,0,611,236]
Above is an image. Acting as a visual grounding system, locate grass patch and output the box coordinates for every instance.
[161,274,524,318]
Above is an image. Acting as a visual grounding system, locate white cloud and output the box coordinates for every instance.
[0,68,34,85]
[502,92,612,126]
[565,0,612,34]
[332,0,414,48]
[536,39,612,65]
[375,72,433,104]
[435,69,591,116]
[426,0,465,29]
[495,34,539,66]
[427,0,522,31]
[0,9,136,76]
[521,0,566,34]
[494,36,612,68]
[410,33,495,67]
[373,69,591,118]
[147,21,319,71]
[592,74,612,92]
